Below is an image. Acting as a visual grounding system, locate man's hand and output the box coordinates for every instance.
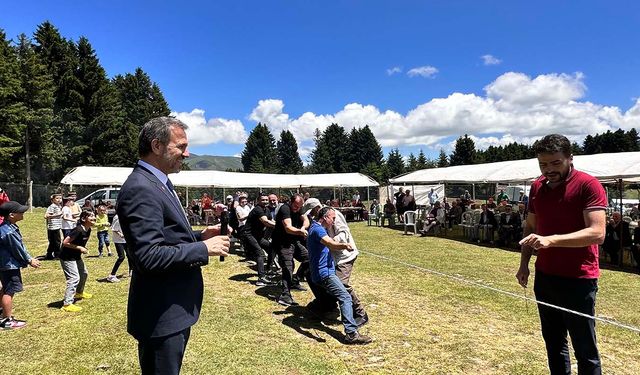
[516,264,530,288]
[29,258,41,268]
[519,233,552,250]
[204,235,230,257]
[79,246,88,254]
[201,224,222,240]
[344,243,353,251]
[300,228,308,238]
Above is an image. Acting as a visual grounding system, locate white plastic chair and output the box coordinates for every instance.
[404,210,418,235]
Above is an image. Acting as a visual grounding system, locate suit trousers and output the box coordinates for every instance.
[534,271,601,375]
[138,328,191,375]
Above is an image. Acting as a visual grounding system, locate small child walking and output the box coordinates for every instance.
[95,204,111,257]
[60,210,95,312]
[106,214,129,282]
[0,201,40,329]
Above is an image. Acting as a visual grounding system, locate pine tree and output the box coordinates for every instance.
[437,148,449,167]
[347,125,383,173]
[449,134,477,166]
[407,153,418,172]
[276,130,303,174]
[0,30,24,181]
[15,33,57,183]
[386,148,405,179]
[417,149,428,169]
[241,123,277,173]
[310,124,350,173]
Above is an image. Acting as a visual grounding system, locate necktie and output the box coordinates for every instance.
[166,179,181,206]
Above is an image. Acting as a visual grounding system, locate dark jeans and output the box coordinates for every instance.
[320,274,357,334]
[241,232,266,277]
[534,271,601,375]
[46,229,62,259]
[138,328,191,375]
[277,241,309,297]
[110,242,129,276]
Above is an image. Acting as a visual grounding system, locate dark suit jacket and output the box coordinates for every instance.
[117,165,209,340]
[604,220,632,249]
[499,212,522,228]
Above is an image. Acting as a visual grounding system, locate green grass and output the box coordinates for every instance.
[2,209,640,374]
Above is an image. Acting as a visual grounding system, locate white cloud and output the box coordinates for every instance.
[481,54,502,66]
[386,66,402,75]
[170,109,248,146]
[248,72,640,152]
[174,72,640,156]
[407,65,439,78]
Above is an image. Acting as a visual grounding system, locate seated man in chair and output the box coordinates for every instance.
[381,199,396,227]
[420,201,445,236]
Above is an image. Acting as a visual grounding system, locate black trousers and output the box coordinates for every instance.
[46,229,62,259]
[277,241,309,297]
[138,328,191,375]
[534,271,601,375]
[240,232,266,277]
[110,242,129,276]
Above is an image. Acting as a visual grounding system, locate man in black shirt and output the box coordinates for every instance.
[241,194,275,286]
[272,193,310,306]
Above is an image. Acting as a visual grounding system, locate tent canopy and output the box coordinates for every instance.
[390,152,640,185]
[61,166,378,188]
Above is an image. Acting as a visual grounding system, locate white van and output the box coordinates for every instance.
[79,187,120,216]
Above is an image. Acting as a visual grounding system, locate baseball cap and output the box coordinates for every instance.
[0,201,29,217]
[226,195,233,200]
[302,198,322,216]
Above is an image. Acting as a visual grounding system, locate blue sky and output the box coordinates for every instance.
[3,1,640,161]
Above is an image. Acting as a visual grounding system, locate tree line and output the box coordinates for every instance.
[0,22,169,184]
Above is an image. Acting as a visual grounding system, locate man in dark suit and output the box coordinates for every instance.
[497,205,522,247]
[117,117,230,375]
[603,211,631,265]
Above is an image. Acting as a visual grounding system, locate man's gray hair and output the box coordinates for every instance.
[316,206,334,221]
[138,117,188,157]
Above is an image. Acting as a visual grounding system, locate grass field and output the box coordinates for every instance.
[2,209,640,374]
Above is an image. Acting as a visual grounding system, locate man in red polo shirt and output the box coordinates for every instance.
[517,134,606,375]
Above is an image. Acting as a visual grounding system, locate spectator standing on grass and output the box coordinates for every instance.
[428,188,439,205]
[117,117,230,374]
[402,189,416,212]
[307,206,372,345]
[106,214,130,283]
[0,201,40,329]
[44,194,63,260]
[60,210,96,312]
[82,198,94,213]
[517,134,607,375]
[394,187,405,223]
[95,204,112,257]
[61,197,76,238]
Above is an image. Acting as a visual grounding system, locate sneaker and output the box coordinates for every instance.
[277,295,298,307]
[74,292,93,299]
[290,283,308,292]
[0,317,27,330]
[106,275,120,283]
[61,304,82,312]
[98,253,103,258]
[344,331,372,345]
[355,312,370,328]
[255,277,273,287]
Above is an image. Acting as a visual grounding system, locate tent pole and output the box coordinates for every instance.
[367,186,370,202]
[472,184,476,200]
[186,187,189,207]
[619,178,624,267]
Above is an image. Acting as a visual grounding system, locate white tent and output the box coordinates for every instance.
[390,152,640,184]
[60,166,378,189]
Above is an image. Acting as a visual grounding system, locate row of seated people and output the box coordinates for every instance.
[601,211,640,271]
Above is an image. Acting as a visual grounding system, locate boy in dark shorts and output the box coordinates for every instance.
[0,201,41,330]
[60,210,96,312]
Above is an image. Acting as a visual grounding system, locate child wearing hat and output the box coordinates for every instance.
[0,201,40,330]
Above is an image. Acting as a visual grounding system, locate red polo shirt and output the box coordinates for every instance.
[529,168,607,279]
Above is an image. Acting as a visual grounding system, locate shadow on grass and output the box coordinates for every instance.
[273,305,344,344]
[47,300,64,309]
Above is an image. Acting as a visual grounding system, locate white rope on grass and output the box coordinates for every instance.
[361,250,640,335]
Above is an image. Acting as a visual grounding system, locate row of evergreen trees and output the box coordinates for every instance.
[0,22,169,184]
[241,126,640,183]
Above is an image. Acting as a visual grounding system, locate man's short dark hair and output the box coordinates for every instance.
[290,193,303,204]
[138,117,188,157]
[317,206,333,221]
[79,210,93,223]
[535,134,572,157]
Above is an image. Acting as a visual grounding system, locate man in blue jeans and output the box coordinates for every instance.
[307,206,372,345]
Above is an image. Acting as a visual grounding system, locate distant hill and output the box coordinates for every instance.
[185,154,243,171]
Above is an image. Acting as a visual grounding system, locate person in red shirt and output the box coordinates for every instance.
[517,134,606,375]
[0,188,10,225]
